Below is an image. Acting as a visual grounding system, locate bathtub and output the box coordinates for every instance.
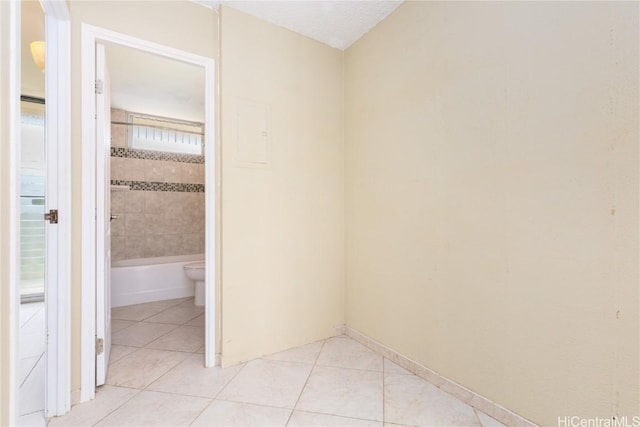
[111,254,204,308]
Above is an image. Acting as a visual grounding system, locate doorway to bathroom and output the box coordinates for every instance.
[80,25,216,402]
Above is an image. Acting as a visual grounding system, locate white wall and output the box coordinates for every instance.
[345,2,639,425]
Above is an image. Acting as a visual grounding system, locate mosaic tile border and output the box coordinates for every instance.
[111,147,204,164]
[111,180,204,193]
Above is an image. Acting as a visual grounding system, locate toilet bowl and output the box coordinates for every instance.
[183,261,205,306]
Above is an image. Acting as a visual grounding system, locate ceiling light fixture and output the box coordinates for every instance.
[30,41,45,72]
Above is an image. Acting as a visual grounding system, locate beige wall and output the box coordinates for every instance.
[345,2,639,425]
[219,6,345,366]
[69,0,218,395]
[5,1,637,422]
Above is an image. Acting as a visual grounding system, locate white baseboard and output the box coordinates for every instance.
[344,326,538,427]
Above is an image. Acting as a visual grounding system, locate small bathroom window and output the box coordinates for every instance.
[128,112,204,155]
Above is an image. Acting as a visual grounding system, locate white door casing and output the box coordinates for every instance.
[81,24,217,401]
[95,43,112,386]
[4,0,71,422]
[42,3,72,416]
[2,2,21,425]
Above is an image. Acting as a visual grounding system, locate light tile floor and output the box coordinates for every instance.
[19,301,46,426]
[47,298,507,427]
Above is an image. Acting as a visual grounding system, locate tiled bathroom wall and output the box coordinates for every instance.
[110,109,205,262]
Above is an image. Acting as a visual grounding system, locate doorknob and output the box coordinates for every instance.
[110,214,120,221]
[44,209,58,224]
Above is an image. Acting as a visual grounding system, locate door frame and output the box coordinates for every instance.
[3,0,71,423]
[80,24,217,402]
[42,0,72,417]
[1,2,22,425]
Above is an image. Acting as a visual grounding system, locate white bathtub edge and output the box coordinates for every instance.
[111,285,195,308]
[112,254,204,268]
[111,256,203,308]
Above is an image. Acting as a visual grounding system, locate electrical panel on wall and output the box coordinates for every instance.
[233,99,271,168]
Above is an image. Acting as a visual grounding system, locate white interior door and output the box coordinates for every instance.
[95,43,112,386]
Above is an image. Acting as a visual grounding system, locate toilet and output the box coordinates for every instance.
[183,261,205,306]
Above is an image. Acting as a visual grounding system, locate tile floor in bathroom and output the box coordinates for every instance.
[46,297,506,427]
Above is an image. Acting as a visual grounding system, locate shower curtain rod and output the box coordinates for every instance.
[110,120,205,136]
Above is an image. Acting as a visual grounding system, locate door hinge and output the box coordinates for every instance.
[44,209,58,224]
[95,80,104,94]
[96,337,104,355]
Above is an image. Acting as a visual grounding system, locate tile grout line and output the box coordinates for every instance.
[213,362,250,401]
[112,297,194,323]
[49,299,197,426]
[124,317,201,327]
[141,350,200,392]
[98,326,494,427]
[111,322,177,353]
[107,300,200,385]
[284,338,328,426]
[382,356,386,425]
[138,299,191,322]
[133,387,207,399]
[142,305,204,326]
[89,386,142,427]
[19,303,43,328]
[186,361,250,426]
[284,407,384,425]
[110,320,136,334]
[185,397,214,427]
[114,324,204,352]
[18,308,46,418]
[212,396,300,411]
[141,324,197,352]
[84,332,411,426]
[19,409,45,417]
[474,407,486,427]
[94,301,201,426]
[114,299,195,349]
[107,345,143,367]
[19,352,45,388]
[346,327,533,427]
[314,361,388,374]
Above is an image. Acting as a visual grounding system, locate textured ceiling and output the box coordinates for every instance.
[199,0,403,50]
